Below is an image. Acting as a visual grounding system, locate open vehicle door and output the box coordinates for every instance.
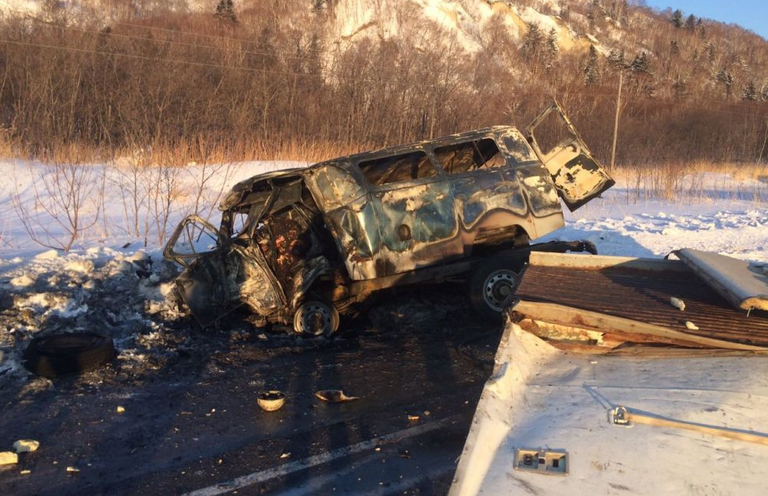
[163,215,222,268]
[525,100,615,211]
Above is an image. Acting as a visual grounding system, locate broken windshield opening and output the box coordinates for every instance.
[163,215,221,268]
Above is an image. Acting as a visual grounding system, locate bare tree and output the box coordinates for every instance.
[12,162,102,251]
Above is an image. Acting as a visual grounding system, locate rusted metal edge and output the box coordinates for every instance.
[528,251,690,272]
[511,300,768,352]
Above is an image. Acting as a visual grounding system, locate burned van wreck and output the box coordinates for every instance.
[163,101,614,335]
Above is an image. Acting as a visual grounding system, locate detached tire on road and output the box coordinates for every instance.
[468,256,523,323]
[23,333,116,378]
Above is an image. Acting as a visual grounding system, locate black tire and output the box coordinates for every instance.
[467,256,523,323]
[23,333,116,378]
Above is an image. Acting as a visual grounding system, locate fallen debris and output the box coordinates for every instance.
[315,390,360,403]
[20,469,31,475]
[0,452,18,465]
[66,466,80,473]
[407,414,420,421]
[685,321,700,331]
[13,440,39,453]
[670,297,686,311]
[116,406,126,414]
[257,391,285,412]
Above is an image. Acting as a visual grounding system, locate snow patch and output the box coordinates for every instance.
[34,249,59,260]
[10,274,35,288]
[64,259,95,274]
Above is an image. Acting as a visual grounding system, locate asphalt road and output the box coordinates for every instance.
[0,288,500,496]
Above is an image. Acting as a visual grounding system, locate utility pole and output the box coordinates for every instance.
[611,70,623,170]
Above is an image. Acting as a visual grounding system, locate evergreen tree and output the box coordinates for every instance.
[696,18,706,39]
[608,48,626,70]
[630,52,650,74]
[685,14,696,30]
[544,28,559,70]
[742,81,758,101]
[629,52,654,97]
[520,23,544,63]
[670,9,683,28]
[214,0,237,23]
[584,44,600,85]
[716,69,734,98]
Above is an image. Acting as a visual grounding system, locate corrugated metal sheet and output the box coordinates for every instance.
[515,264,768,346]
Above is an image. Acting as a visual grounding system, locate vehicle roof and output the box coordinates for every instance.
[227,125,519,194]
[220,125,521,210]
[313,125,518,167]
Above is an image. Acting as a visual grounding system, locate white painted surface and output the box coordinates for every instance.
[450,323,768,496]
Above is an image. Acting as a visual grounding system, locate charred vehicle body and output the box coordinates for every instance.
[164,101,613,335]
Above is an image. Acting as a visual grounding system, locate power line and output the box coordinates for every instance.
[112,20,327,54]
[24,15,322,63]
[0,38,297,75]
[563,87,768,119]
[0,37,384,84]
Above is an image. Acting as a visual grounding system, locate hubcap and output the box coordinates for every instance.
[483,270,518,312]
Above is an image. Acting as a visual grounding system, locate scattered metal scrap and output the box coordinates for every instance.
[164,100,613,334]
[314,390,359,403]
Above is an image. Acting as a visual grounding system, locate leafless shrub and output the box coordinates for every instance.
[12,161,103,251]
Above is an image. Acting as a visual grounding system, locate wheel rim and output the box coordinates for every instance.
[295,301,335,336]
[483,270,518,312]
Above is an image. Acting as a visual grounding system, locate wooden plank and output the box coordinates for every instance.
[528,252,690,272]
[512,300,768,351]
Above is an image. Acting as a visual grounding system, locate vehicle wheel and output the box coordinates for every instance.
[468,257,522,323]
[293,300,340,337]
[23,333,116,378]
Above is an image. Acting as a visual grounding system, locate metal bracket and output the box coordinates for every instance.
[514,448,569,476]
[611,405,632,427]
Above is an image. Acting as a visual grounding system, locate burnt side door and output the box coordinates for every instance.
[525,100,615,211]
[358,150,458,276]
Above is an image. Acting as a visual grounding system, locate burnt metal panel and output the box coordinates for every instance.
[515,264,768,346]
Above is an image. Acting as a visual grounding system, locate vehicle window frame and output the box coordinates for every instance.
[429,135,508,177]
[355,149,444,191]
[496,130,538,166]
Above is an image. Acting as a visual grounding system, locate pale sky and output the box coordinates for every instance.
[645,0,768,39]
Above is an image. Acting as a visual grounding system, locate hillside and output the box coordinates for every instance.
[0,0,766,165]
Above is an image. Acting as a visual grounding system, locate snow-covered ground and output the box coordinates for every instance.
[1,159,766,380]
[552,196,768,262]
